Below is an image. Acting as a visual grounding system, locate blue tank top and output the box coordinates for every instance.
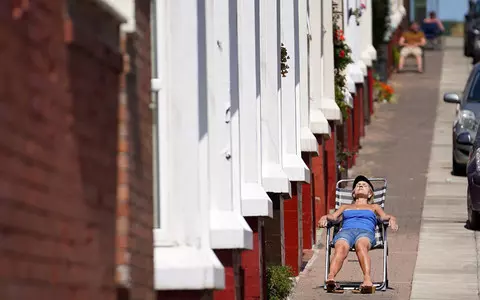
[342,210,377,233]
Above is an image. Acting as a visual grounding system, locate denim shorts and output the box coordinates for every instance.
[332,228,375,249]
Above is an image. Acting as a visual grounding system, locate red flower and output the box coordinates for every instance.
[339,50,345,58]
[360,3,366,9]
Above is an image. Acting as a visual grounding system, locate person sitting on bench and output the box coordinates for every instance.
[318,176,399,293]
[398,22,426,73]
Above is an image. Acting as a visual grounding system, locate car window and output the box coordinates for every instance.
[467,70,480,102]
[477,0,480,14]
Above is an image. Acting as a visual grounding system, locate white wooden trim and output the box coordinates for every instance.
[207,0,252,250]
[259,0,291,195]
[280,0,310,183]
[237,0,273,217]
[153,0,224,289]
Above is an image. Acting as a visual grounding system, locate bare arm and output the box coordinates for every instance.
[318,206,347,227]
[374,204,398,231]
[373,204,392,220]
[398,36,405,46]
[327,205,347,221]
[436,19,445,31]
[419,36,426,47]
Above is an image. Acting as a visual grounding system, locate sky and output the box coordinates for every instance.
[426,0,468,21]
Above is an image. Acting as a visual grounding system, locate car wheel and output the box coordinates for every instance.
[453,154,465,176]
[468,206,480,230]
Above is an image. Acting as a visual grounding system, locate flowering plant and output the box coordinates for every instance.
[333,28,353,71]
[374,80,395,103]
[332,7,353,119]
[360,0,366,9]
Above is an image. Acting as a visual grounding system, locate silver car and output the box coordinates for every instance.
[444,64,480,175]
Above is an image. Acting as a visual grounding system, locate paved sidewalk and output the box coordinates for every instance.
[409,38,476,300]
[291,41,446,298]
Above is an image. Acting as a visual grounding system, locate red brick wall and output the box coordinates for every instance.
[214,250,242,300]
[324,123,337,211]
[301,153,313,250]
[0,1,122,299]
[284,184,302,275]
[312,137,327,227]
[116,1,155,300]
[264,194,284,266]
[241,217,267,300]
[367,68,374,116]
[357,84,365,137]
[347,107,355,167]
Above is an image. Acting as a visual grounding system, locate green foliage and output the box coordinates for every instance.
[336,141,355,171]
[392,46,400,67]
[280,43,290,77]
[335,84,349,120]
[266,265,294,300]
[332,6,352,120]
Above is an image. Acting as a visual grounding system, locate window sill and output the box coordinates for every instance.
[319,97,342,122]
[210,210,253,250]
[310,108,331,135]
[154,245,225,290]
[367,45,377,61]
[361,50,373,67]
[343,88,354,108]
[262,164,291,195]
[346,76,357,94]
[241,183,273,218]
[356,60,368,77]
[300,127,320,154]
[347,63,364,84]
[283,154,310,183]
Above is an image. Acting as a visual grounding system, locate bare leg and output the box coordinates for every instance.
[327,240,350,280]
[355,238,372,286]
[415,54,423,72]
[398,55,406,71]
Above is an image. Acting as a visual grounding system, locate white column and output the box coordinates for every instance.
[153,0,224,290]
[365,0,377,60]
[299,0,327,152]
[360,0,373,67]
[207,0,252,250]
[344,0,365,83]
[259,0,290,195]
[280,0,310,182]
[306,0,331,134]
[353,3,367,76]
[237,0,273,217]
[310,0,341,123]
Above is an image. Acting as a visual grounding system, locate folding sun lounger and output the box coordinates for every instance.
[324,178,389,293]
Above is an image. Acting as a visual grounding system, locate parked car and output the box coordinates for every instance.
[464,0,480,62]
[444,63,480,175]
[466,130,480,228]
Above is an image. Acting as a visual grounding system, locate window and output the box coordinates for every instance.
[467,71,480,102]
